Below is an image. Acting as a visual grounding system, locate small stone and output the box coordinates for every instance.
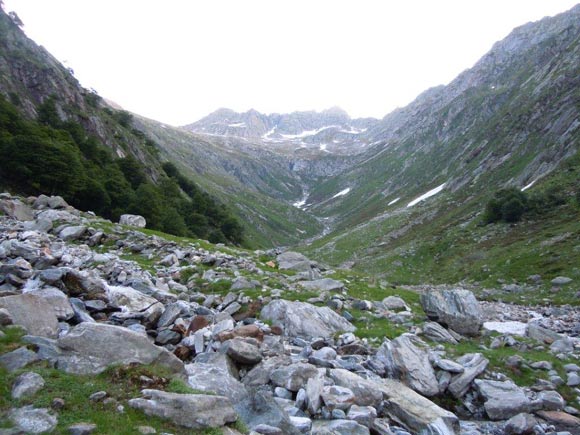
[551,277,572,286]
[567,372,580,387]
[274,387,292,400]
[89,391,107,401]
[51,398,65,410]
[68,423,97,435]
[290,416,312,432]
[253,424,283,435]
[137,426,157,434]
[0,307,13,325]
[531,361,553,370]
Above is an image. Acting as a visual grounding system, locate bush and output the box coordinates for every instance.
[483,188,528,224]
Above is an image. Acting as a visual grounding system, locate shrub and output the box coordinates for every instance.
[483,188,528,224]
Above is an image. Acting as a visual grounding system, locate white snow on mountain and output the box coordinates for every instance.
[407,183,446,207]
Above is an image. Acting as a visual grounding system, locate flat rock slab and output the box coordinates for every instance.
[55,322,184,375]
[474,379,530,420]
[129,389,237,429]
[535,410,580,433]
[261,300,355,339]
[298,278,344,292]
[0,294,59,338]
[311,419,370,435]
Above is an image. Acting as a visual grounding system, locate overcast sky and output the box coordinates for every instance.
[4,0,579,126]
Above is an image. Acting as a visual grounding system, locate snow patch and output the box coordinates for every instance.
[261,126,277,139]
[228,122,246,128]
[320,143,327,151]
[407,183,446,208]
[280,125,338,139]
[340,127,367,134]
[332,188,351,199]
[387,197,400,206]
[521,179,537,191]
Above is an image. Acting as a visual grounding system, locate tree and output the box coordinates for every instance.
[483,187,528,224]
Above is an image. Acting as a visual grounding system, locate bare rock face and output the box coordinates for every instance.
[128,389,237,429]
[474,379,531,420]
[119,214,146,228]
[420,289,482,336]
[55,322,184,375]
[261,300,355,339]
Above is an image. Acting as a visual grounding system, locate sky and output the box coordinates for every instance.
[3,0,579,126]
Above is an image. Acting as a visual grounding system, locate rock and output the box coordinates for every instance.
[58,225,87,241]
[550,337,574,353]
[235,389,301,435]
[69,298,96,324]
[186,362,247,402]
[347,405,377,427]
[261,300,355,339]
[231,276,257,291]
[154,329,181,345]
[0,197,34,220]
[527,321,563,344]
[253,424,284,434]
[421,322,459,344]
[277,251,313,272]
[128,389,237,429]
[306,375,324,414]
[379,378,459,435]
[382,296,408,311]
[270,363,319,392]
[530,361,553,370]
[0,307,13,325]
[68,423,97,435]
[274,387,293,400]
[157,301,189,328]
[107,285,164,324]
[243,355,292,387]
[321,385,356,411]
[226,337,263,365]
[483,321,528,336]
[0,346,40,372]
[535,390,565,411]
[26,287,74,321]
[534,411,580,433]
[9,406,57,434]
[328,369,383,407]
[551,276,572,286]
[474,379,530,420]
[503,413,537,435]
[447,353,489,398]
[12,372,45,400]
[298,278,344,292]
[289,416,312,432]
[311,419,370,435]
[55,322,184,375]
[435,359,465,373]
[0,294,59,338]
[374,334,439,397]
[119,214,146,228]
[567,372,580,386]
[420,289,482,336]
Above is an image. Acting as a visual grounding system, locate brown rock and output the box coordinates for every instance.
[217,324,264,342]
[174,346,192,361]
[535,410,580,432]
[186,315,210,335]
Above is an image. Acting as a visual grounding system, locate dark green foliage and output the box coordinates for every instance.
[0,95,244,244]
[113,110,133,127]
[483,188,528,224]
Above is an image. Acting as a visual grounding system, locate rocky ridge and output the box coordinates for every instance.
[1,193,580,434]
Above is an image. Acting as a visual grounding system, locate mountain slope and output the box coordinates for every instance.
[301,5,580,285]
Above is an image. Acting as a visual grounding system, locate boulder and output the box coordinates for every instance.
[379,378,459,435]
[298,278,344,292]
[128,389,237,429]
[527,322,562,344]
[504,413,537,435]
[534,410,580,433]
[226,337,263,365]
[420,289,482,336]
[261,300,355,339]
[306,375,324,414]
[25,287,74,321]
[382,296,408,311]
[11,372,45,400]
[58,225,87,241]
[107,285,164,325]
[551,276,572,286]
[0,198,34,221]
[119,214,147,228]
[374,334,439,397]
[0,294,59,338]
[447,353,488,398]
[9,406,57,434]
[321,385,356,410]
[235,389,301,435]
[474,379,531,420]
[55,322,184,375]
[277,251,313,272]
[186,362,247,402]
[347,405,377,427]
[0,346,40,372]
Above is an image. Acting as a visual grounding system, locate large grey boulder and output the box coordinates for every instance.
[106,285,164,325]
[374,334,439,397]
[119,214,146,228]
[186,362,247,402]
[25,287,74,321]
[235,389,301,435]
[298,278,344,292]
[474,379,531,420]
[226,338,263,365]
[58,225,87,241]
[447,353,488,398]
[128,389,237,429]
[0,294,59,338]
[261,300,355,339]
[9,406,57,434]
[0,198,34,221]
[276,251,313,272]
[55,322,184,375]
[420,289,482,336]
[422,322,459,344]
[380,379,459,435]
[0,346,40,372]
